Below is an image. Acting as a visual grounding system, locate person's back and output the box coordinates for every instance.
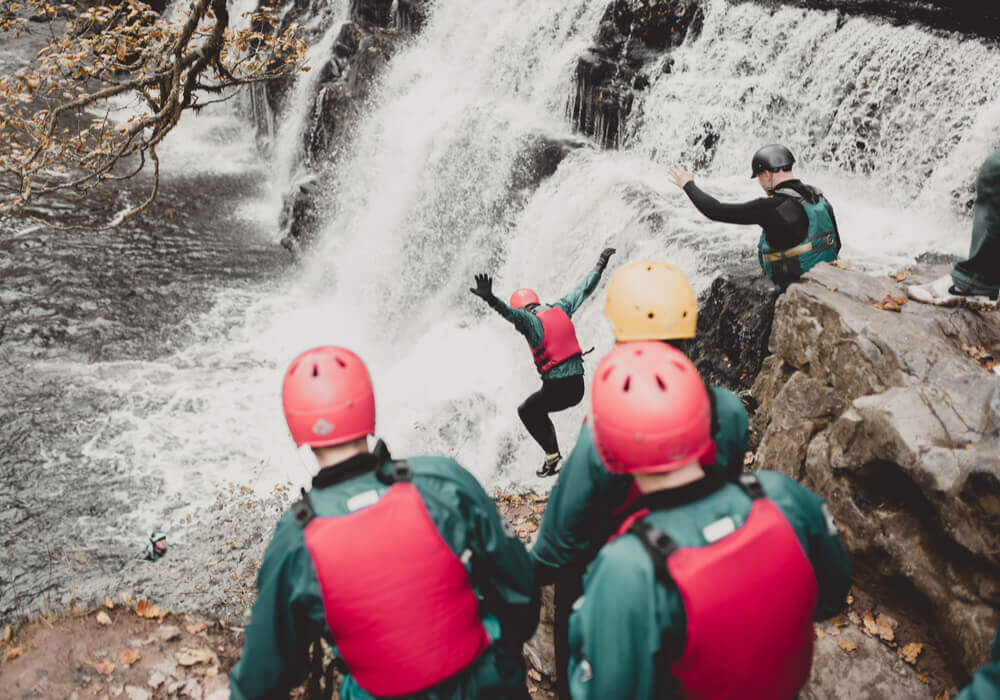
[229,347,537,700]
[565,342,851,699]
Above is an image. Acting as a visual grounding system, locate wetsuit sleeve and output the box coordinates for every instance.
[707,386,749,482]
[956,661,1000,700]
[447,464,539,645]
[229,518,325,700]
[484,294,542,344]
[530,422,631,576]
[568,543,672,700]
[758,471,852,621]
[554,266,603,316]
[682,181,776,225]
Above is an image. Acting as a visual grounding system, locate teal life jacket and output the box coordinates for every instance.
[757,188,840,283]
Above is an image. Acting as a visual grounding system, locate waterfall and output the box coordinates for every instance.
[5,0,1000,620]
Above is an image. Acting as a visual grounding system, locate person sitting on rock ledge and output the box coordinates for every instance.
[469,247,615,478]
[667,144,842,288]
[567,342,852,700]
[907,148,1000,308]
[229,346,537,700]
[530,260,749,700]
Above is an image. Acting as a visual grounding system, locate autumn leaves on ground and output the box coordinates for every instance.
[0,491,959,699]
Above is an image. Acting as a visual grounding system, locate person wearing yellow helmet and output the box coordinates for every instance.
[531,260,750,699]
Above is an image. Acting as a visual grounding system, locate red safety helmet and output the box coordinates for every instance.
[282,346,376,448]
[591,341,714,474]
[509,288,540,309]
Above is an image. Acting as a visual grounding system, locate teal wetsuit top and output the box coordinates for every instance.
[957,622,1000,700]
[486,267,603,380]
[530,386,750,574]
[230,453,537,700]
[568,470,852,699]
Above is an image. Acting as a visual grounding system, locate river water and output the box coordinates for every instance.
[1,0,999,621]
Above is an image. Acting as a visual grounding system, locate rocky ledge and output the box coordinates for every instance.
[751,263,1000,680]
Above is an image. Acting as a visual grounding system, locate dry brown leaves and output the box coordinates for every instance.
[899,642,924,665]
[826,284,838,292]
[176,647,217,667]
[837,639,858,655]
[135,600,168,621]
[5,646,25,661]
[103,595,115,610]
[832,615,850,628]
[935,691,953,700]
[890,270,912,283]
[860,611,896,643]
[96,611,112,626]
[93,659,115,675]
[961,344,997,371]
[873,293,907,312]
[117,649,141,666]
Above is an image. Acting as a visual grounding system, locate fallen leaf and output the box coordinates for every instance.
[918,673,930,684]
[94,659,116,675]
[826,284,838,292]
[524,521,538,533]
[97,611,113,626]
[118,649,141,666]
[899,642,924,665]
[528,669,542,681]
[1,624,11,647]
[185,623,207,635]
[5,646,25,660]
[832,615,849,628]
[831,260,851,269]
[875,614,896,642]
[935,692,952,700]
[104,595,115,610]
[873,293,906,312]
[838,640,858,655]
[890,270,912,283]
[176,647,216,666]
[846,594,854,605]
[135,600,168,620]
[861,610,879,636]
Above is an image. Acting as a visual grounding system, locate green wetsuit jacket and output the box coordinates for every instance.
[229,452,537,700]
[486,267,603,380]
[568,471,852,699]
[957,622,1000,700]
[530,386,749,575]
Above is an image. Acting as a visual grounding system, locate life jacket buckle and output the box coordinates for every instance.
[293,488,316,528]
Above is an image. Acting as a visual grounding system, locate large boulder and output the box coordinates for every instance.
[751,262,1000,678]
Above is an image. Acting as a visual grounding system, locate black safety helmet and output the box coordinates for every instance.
[750,144,795,178]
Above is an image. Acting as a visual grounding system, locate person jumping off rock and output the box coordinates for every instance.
[229,347,537,700]
[142,532,167,562]
[470,247,615,478]
[568,342,852,699]
[530,260,749,699]
[668,144,842,288]
[907,148,1000,308]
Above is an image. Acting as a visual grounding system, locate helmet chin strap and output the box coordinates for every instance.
[764,171,775,195]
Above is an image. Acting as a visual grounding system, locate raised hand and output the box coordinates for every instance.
[597,247,616,270]
[667,166,694,189]
[470,273,493,300]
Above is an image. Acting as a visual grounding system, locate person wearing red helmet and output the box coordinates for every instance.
[229,347,538,700]
[469,247,616,478]
[567,342,851,699]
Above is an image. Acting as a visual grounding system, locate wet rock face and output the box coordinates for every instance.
[739,0,1000,39]
[570,0,704,147]
[751,263,1000,678]
[688,265,782,395]
[350,0,393,27]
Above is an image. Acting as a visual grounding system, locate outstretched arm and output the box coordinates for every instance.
[555,248,615,316]
[470,273,537,339]
[668,166,773,225]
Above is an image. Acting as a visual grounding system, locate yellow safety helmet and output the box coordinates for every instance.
[603,260,698,341]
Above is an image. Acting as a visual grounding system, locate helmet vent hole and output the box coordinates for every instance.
[681,310,688,318]
[647,312,655,319]
[602,367,614,382]
[312,364,319,377]
[623,377,631,392]
[655,375,666,391]
[335,357,347,368]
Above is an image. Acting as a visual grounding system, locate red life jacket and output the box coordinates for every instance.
[295,463,490,697]
[614,475,818,699]
[531,307,582,374]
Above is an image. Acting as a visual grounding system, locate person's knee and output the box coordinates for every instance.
[517,401,533,420]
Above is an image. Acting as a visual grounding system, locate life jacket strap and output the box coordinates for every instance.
[629,518,679,586]
[293,488,316,528]
[738,473,765,500]
[761,231,836,262]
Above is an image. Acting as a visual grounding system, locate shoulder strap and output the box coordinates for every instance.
[371,439,412,484]
[628,518,678,587]
[738,473,765,500]
[292,488,316,528]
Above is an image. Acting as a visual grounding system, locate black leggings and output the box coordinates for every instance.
[517,375,585,455]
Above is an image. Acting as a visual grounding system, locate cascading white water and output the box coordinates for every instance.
[31,0,1000,544]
